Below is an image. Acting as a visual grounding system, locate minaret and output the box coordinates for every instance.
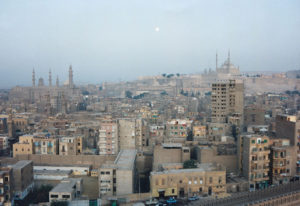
[228,50,231,65]
[7,108,14,138]
[49,69,52,87]
[216,52,218,70]
[56,76,59,87]
[69,65,73,88]
[32,68,36,87]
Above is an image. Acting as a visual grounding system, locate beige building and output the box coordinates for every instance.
[240,135,270,191]
[0,167,13,206]
[196,146,237,174]
[153,143,190,171]
[98,149,137,198]
[150,163,226,198]
[59,136,82,155]
[211,79,244,124]
[10,160,34,200]
[270,139,296,185]
[118,118,144,151]
[13,135,34,157]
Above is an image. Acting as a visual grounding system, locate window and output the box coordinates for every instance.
[251,140,255,144]
[51,194,58,198]
[209,177,213,184]
[218,177,222,184]
[106,171,110,175]
[62,195,70,199]
[172,189,175,194]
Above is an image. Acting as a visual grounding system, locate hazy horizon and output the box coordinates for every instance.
[0,0,299,88]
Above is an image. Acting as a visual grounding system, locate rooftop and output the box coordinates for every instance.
[114,149,137,170]
[151,163,225,175]
[162,143,182,148]
[50,178,81,193]
[11,160,32,169]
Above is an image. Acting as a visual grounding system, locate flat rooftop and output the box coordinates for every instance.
[34,169,72,176]
[114,149,136,170]
[162,143,182,148]
[151,163,225,175]
[50,178,81,193]
[11,160,32,169]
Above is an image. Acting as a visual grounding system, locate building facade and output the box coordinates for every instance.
[241,135,270,191]
[150,163,226,198]
[211,79,244,124]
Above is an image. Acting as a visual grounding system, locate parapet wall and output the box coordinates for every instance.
[13,154,116,169]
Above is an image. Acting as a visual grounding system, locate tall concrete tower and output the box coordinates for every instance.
[32,68,36,87]
[69,65,73,88]
[49,69,52,87]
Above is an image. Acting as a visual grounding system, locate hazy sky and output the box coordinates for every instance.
[0,0,299,88]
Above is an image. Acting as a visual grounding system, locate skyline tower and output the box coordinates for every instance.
[32,68,35,87]
[69,65,73,88]
[49,69,52,87]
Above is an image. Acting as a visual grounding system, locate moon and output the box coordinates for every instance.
[155,27,160,32]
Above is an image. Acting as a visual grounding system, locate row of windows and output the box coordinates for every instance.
[155,177,222,185]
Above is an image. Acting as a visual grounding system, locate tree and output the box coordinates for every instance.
[162,73,166,77]
[125,90,133,98]
[167,74,174,78]
[183,160,197,169]
[176,73,180,77]
[51,201,68,206]
[160,91,168,95]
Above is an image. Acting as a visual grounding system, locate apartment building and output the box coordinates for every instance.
[270,139,296,185]
[0,167,13,206]
[211,79,244,124]
[241,135,270,191]
[98,149,137,197]
[118,118,143,151]
[98,119,118,155]
[150,163,226,198]
[0,136,9,151]
[166,119,193,138]
[59,136,82,155]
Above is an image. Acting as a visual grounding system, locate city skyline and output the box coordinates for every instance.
[0,0,299,88]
